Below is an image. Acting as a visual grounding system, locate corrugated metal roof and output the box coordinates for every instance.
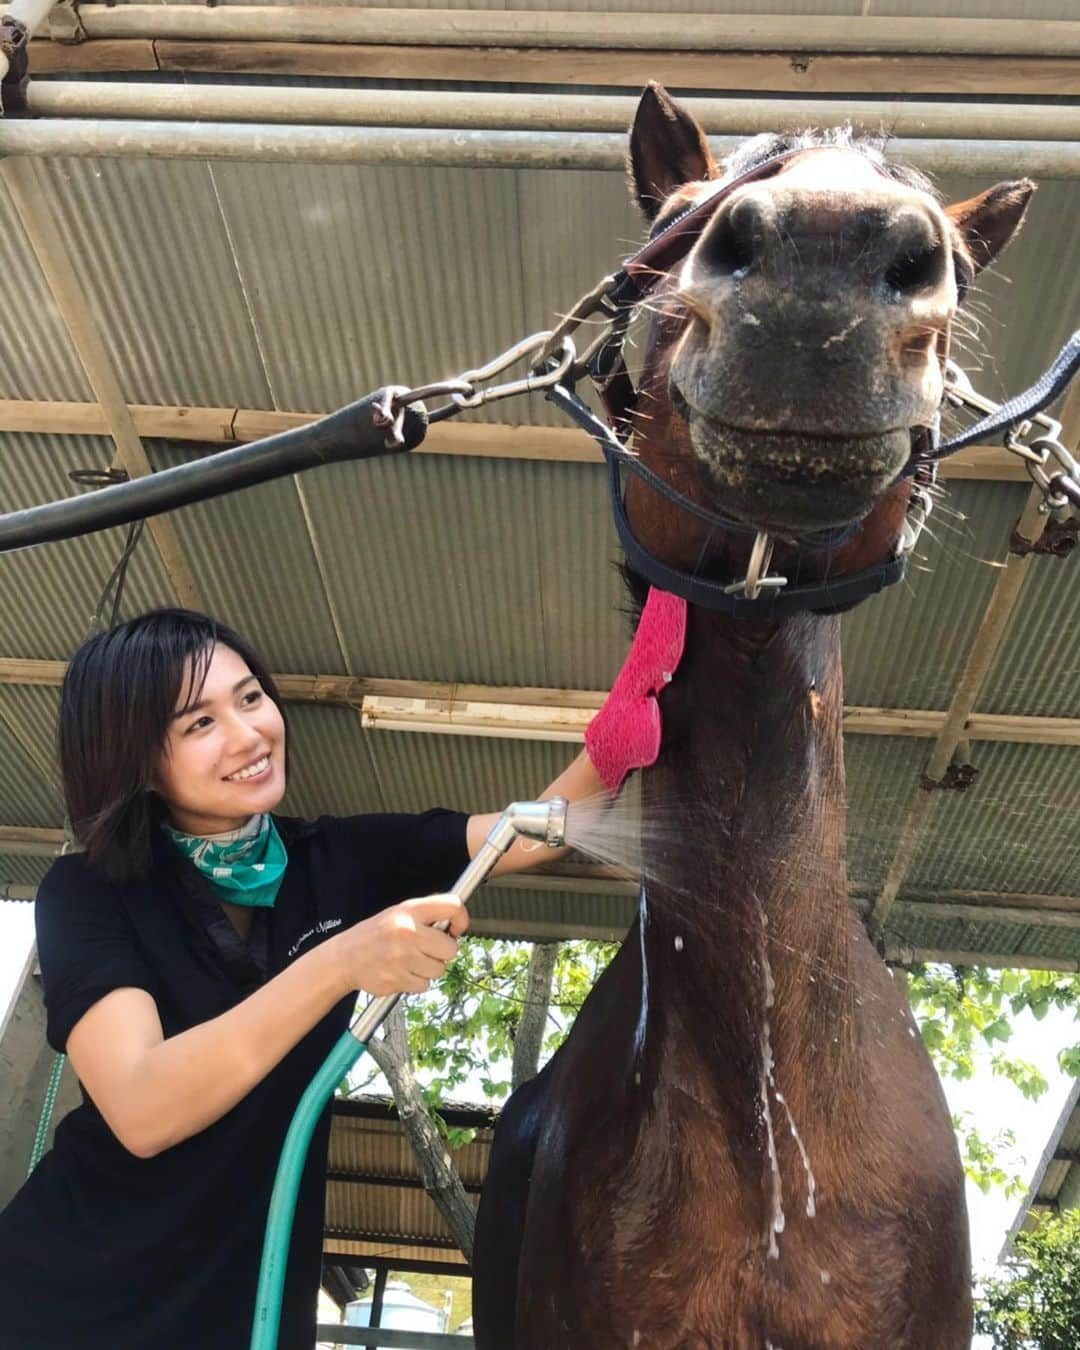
[146,440,351,673]
[297,452,626,687]
[842,480,1032,710]
[0,431,173,656]
[325,1103,490,1257]
[981,546,1080,718]
[904,741,1080,895]
[0,855,51,887]
[23,156,274,410]
[0,720,64,826]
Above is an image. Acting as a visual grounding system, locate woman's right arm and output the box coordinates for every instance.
[65,893,467,1159]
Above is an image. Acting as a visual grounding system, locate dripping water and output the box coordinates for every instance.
[759,934,785,1260]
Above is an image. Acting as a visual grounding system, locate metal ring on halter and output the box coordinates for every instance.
[723,531,788,600]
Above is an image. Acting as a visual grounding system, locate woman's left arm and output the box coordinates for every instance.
[465,746,611,876]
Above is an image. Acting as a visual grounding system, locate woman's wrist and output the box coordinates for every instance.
[309,929,355,1001]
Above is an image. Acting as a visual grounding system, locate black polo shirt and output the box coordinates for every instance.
[0,809,469,1350]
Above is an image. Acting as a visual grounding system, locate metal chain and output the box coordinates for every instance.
[943,361,1079,517]
[391,332,577,425]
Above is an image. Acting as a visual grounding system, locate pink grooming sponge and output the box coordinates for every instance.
[585,588,688,793]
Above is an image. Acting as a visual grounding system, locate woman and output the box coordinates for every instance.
[0,608,609,1349]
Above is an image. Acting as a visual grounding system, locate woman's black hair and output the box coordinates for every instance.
[59,608,284,884]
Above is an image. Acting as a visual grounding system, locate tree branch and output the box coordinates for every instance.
[511,941,560,1092]
[367,1004,477,1262]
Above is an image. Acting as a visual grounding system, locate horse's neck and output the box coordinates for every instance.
[639,606,855,1094]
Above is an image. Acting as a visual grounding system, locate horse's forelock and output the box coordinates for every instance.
[719,128,938,201]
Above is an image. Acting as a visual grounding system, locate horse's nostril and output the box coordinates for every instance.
[701,197,764,278]
[884,239,946,297]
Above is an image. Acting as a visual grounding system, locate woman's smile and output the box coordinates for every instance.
[224,753,273,784]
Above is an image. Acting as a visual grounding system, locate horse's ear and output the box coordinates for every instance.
[945,179,1035,274]
[629,82,716,222]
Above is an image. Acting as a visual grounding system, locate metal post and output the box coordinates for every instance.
[368,1266,387,1329]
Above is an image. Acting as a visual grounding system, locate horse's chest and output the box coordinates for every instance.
[555,1091,908,1349]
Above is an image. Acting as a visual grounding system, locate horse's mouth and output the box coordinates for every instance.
[670,385,912,533]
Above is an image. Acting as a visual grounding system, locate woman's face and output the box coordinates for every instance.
[156,643,286,836]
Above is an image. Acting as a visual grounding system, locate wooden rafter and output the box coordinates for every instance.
[1,661,1079,747]
[28,37,1080,97]
[0,399,1026,480]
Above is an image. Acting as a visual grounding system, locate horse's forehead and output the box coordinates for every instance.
[676,146,933,213]
[767,147,927,201]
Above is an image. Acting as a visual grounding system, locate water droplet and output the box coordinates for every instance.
[632,1333,641,1347]
[820,1269,831,1285]
[634,1071,641,1086]
[674,935,684,952]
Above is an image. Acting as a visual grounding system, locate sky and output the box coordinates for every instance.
[1,900,1073,1298]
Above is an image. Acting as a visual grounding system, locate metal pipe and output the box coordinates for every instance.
[71,7,1080,57]
[0,0,59,80]
[25,83,1080,143]
[0,121,1077,177]
[350,797,568,1044]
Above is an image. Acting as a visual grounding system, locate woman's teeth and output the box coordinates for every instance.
[226,755,269,782]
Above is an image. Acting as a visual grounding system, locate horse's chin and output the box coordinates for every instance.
[685,417,912,534]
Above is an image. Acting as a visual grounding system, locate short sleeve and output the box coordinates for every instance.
[321,808,470,923]
[35,855,159,1054]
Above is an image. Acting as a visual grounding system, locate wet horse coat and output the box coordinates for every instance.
[473,86,1034,1349]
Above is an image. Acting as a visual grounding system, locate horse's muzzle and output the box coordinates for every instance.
[682,412,912,532]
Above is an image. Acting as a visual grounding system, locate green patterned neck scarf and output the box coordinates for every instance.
[164,813,288,908]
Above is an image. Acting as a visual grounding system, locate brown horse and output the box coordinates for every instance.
[473,85,1033,1348]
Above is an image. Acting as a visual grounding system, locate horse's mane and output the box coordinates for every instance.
[617,560,651,633]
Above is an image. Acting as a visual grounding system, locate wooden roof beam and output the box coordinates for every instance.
[28,38,1080,97]
[0,398,1029,482]
[1,661,1079,746]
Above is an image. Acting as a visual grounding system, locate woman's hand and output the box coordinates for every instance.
[330,893,469,996]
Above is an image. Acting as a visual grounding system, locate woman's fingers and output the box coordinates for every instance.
[400,893,470,937]
[408,953,451,982]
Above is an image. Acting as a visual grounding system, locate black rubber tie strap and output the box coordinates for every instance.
[932,331,1080,460]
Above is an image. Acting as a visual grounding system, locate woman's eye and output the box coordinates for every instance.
[186,715,212,734]
[243,689,262,706]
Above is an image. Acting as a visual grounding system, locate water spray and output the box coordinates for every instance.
[250,797,568,1350]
